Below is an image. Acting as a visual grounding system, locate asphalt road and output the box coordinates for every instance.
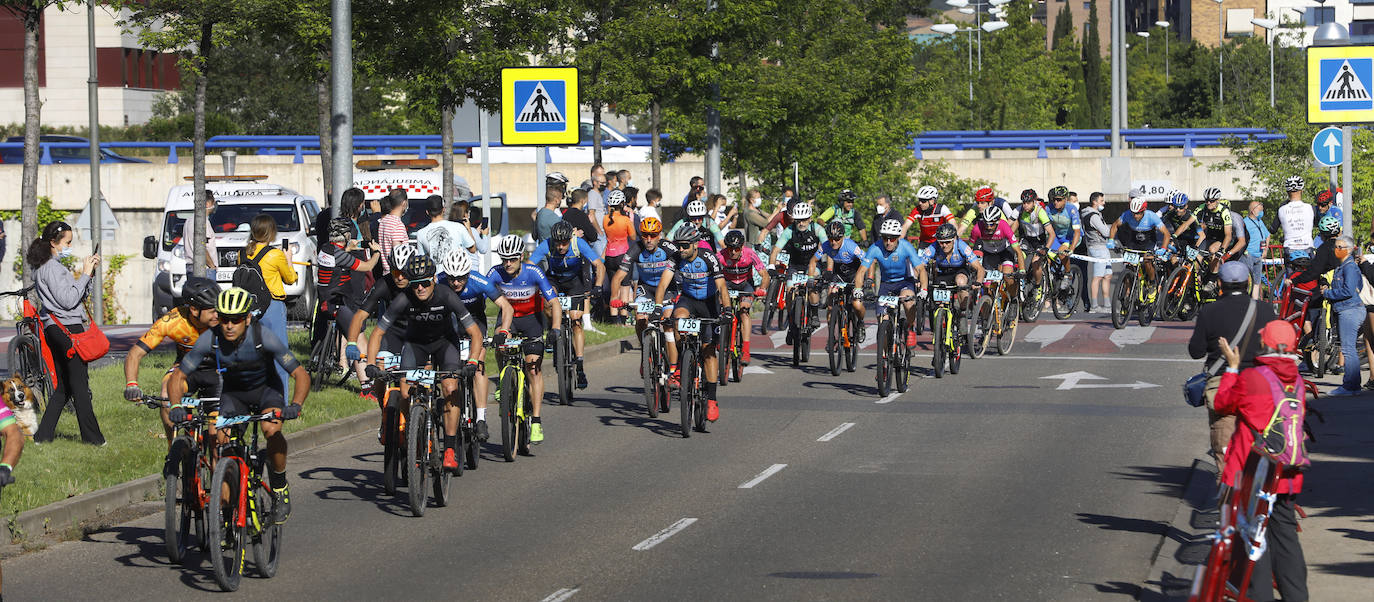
[5,314,1208,600]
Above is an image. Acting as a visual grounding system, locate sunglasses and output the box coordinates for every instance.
[643,232,660,239]
[221,315,248,325]
[882,236,900,242]
[938,239,955,245]
[410,279,434,289]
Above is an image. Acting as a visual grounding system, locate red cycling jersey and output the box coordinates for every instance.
[906,205,953,244]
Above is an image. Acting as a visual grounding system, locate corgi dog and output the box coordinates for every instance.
[2,377,40,437]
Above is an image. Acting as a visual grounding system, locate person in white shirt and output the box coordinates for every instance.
[1271,176,1314,262]
[415,195,476,276]
[181,191,218,278]
[638,188,662,221]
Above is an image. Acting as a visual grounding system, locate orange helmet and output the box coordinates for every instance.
[640,217,662,235]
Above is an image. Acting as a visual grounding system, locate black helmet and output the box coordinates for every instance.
[838,189,857,203]
[825,220,845,240]
[724,230,745,249]
[1020,188,1038,204]
[673,224,699,245]
[935,223,957,241]
[404,254,437,281]
[550,221,574,242]
[183,276,221,310]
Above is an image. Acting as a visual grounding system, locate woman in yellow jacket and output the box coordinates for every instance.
[244,214,298,390]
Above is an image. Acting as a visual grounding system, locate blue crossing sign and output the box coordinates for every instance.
[1307,45,1374,124]
[1311,126,1344,167]
[501,67,579,146]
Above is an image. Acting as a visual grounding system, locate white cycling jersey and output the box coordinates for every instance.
[1275,200,1314,250]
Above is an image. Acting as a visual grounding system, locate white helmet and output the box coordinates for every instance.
[497,234,525,258]
[389,241,418,271]
[790,201,813,220]
[1129,197,1147,213]
[916,185,939,201]
[685,199,709,218]
[606,189,625,206]
[441,249,471,278]
[546,171,569,185]
[879,217,903,237]
[1283,176,1304,192]
[1202,187,1222,202]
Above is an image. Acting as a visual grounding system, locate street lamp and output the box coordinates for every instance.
[932,20,1011,104]
[946,0,1012,72]
[1213,0,1224,118]
[1136,30,1150,54]
[1251,17,1278,108]
[1155,20,1170,82]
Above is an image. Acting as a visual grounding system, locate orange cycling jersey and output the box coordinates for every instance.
[137,307,208,362]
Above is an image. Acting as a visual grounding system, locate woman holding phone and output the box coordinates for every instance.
[29,221,105,445]
[243,214,297,390]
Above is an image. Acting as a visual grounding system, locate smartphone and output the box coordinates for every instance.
[468,206,484,223]
[281,238,290,256]
[479,217,490,230]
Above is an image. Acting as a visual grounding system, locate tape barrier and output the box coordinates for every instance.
[1066,253,1286,266]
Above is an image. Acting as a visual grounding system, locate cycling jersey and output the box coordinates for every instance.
[1017,205,1053,245]
[179,323,300,393]
[719,246,767,285]
[377,284,478,345]
[908,204,954,245]
[918,238,980,272]
[1193,205,1233,240]
[528,237,600,280]
[137,307,208,362]
[668,252,725,301]
[669,218,725,251]
[1274,200,1315,250]
[1116,210,1165,251]
[970,219,1017,253]
[816,238,866,281]
[817,206,864,239]
[1160,209,1201,246]
[486,263,558,318]
[1318,204,1342,224]
[314,241,363,304]
[1045,203,1081,245]
[774,222,825,269]
[621,241,678,289]
[958,198,1019,227]
[862,238,925,283]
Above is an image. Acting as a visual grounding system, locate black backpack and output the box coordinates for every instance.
[233,245,274,316]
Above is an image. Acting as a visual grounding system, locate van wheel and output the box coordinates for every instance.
[287,284,314,322]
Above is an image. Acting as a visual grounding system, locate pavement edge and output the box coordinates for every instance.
[1139,454,1220,601]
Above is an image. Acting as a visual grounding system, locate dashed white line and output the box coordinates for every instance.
[541,588,581,602]
[632,518,698,551]
[817,422,855,442]
[876,392,902,404]
[738,463,788,489]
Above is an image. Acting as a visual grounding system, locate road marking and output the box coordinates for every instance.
[1109,325,1156,347]
[1040,371,1160,390]
[738,463,788,489]
[817,422,855,441]
[742,365,774,375]
[542,588,580,602]
[858,324,878,349]
[633,518,698,551]
[875,392,902,404]
[768,330,789,348]
[1024,324,1075,348]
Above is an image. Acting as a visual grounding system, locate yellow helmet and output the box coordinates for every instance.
[216,287,255,318]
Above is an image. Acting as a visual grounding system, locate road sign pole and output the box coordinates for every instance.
[1343,125,1354,235]
[87,1,102,325]
[536,146,546,229]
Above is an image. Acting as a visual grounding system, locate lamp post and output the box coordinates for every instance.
[1136,30,1150,54]
[1213,0,1224,119]
[947,0,1011,71]
[932,20,1010,106]
[1251,17,1278,108]
[1155,20,1170,82]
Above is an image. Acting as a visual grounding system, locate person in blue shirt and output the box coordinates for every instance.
[1107,196,1173,301]
[1315,189,1343,228]
[655,225,731,424]
[917,222,984,314]
[1241,200,1272,296]
[609,217,681,368]
[438,248,513,443]
[863,218,932,348]
[487,234,563,445]
[1045,186,1082,291]
[528,221,605,390]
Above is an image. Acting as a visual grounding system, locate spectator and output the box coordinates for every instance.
[1188,261,1277,463]
[313,188,368,347]
[869,193,903,247]
[452,199,489,254]
[586,169,609,257]
[1080,192,1112,312]
[181,190,218,278]
[743,188,769,244]
[1212,321,1308,602]
[1242,201,1271,298]
[534,188,564,242]
[708,193,736,230]
[416,195,475,275]
[30,221,104,445]
[1323,236,1364,396]
[377,188,409,274]
[579,163,605,192]
[563,188,597,243]
[617,169,633,189]
[681,176,704,207]
[624,186,642,232]
[639,188,662,221]
[243,214,297,392]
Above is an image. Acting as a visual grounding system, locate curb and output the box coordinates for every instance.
[1139,455,1220,601]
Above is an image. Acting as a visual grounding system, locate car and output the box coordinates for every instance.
[0,135,150,164]
[475,120,654,164]
[353,158,473,235]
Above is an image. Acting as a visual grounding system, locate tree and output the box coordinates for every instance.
[1081,0,1105,128]
[1051,3,1073,51]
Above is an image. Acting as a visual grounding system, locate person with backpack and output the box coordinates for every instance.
[1213,320,1309,602]
[238,214,297,393]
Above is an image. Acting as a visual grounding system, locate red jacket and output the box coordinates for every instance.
[1212,354,1305,494]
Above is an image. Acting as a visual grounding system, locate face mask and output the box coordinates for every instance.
[597,183,607,191]
[57,247,74,259]
[752,197,762,208]
[1335,247,1351,261]
[875,206,887,215]
[1255,209,1264,219]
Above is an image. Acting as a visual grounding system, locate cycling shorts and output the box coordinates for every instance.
[379,329,405,356]
[726,279,754,294]
[1198,236,1226,251]
[1053,236,1073,251]
[878,278,917,296]
[401,338,464,371]
[510,313,547,357]
[162,366,220,408]
[219,385,285,419]
[674,294,719,320]
[931,267,971,287]
[982,249,1016,268]
[1120,236,1156,253]
[604,254,627,277]
[553,273,590,298]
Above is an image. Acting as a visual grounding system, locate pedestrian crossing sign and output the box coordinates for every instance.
[501,67,579,146]
[1307,46,1374,124]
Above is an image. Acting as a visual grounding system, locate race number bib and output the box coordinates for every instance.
[878,295,900,308]
[985,270,1003,283]
[932,288,952,303]
[677,318,702,334]
[558,296,573,310]
[1123,251,1143,265]
[459,339,471,361]
[789,273,808,287]
[635,297,657,314]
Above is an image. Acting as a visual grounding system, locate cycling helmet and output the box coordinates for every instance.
[790,201,813,220]
[640,216,663,235]
[550,220,574,242]
[838,189,857,203]
[1048,185,1069,200]
[546,171,569,186]
[1169,192,1189,207]
[327,217,354,243]
[1316,189,1334,205]
[1202,187,1223,202]
[981,205,1004,224]
[825,220,845,240]
[974,187,995,204]
[724,229,746,248]
[390,241,418,272]
[1318,215,1341,234]
[673,224,700,245]
[1129,197,1148,213]
[916,185,939,201]
[497,234,525,258]
[606,189,626,207]
[879,218,904,237]
[685,199,709,218]
[1020,188,1038,204]
[182,277,221,310]
[216,287,255,318]
[404,254,437,281]
[441,249,471,278]
[1284,176,1304,192]
[935,223,958,241]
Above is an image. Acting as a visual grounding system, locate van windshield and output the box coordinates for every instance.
[160,204,300,251]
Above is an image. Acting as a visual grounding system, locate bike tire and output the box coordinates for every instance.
[827,306,841,376]
[717,322,729,388]
[1110,273,1134,330]
[499,370,518,462]
[554,331,574,406]
[876,320,892,395]
[1162,266,1190,321]
[8,334,51,413]
[407,404,429,517]
[1138,276,1155,327]
[382,394,402,494]
[1053,266,1082,320]
[932,311,947,379]
[163,438,193,564]
[997,299,1018,356]
[433,410,453,506]
[465,387,481,470]
[679,346,695,438]
[790,291,804,367]
[1021,275,1044,323]
[971,296,993,359]
[642,333,661,418]
[208,458,246,592]
[307,325,333,392]
[251,478,282,578]
[913,295,926,336]
[730,319,743,382]
[845,312,859,373]
[949,312,963,375]
[895,318,910,394]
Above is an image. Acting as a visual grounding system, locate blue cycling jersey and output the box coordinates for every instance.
[1045,204,1081,243]
[485,263,558,317]
[862,239,925,282]
[1119,210,1164,232]
[669,252,724,300]
[916,239,978,271]
[1319,204,1343,224]
[528,238,600,279]
[621,241,678,288]
[445,272,502,307]
[817,238,866,265]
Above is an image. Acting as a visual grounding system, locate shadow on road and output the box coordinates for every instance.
[802,380,878,397]
[96,525,224,592]
[1110,464,1192,498]
[298,453,410,517]
[1075,512,1166,536]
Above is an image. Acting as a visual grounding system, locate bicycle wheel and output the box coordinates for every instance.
[1161,266,1190,321]
[717,322,729,388]
[382,395,402,494]
[827,306,841,376]
[932,311,947,379]
[7,333,51,413]
[729,317,743,382]
[678,345,696,438]
[845,311,860,373]
[1138,274,1155,327]
[208,458,246,592]
[997,298,1018,356]
[790,292,804,367]
[641,333,661,418]
[307,323,334,392]
[251,477,282,578]
[1021,273,1044,323]
[761,279,779,335]
[1053,265,1082,320]
[1110,272,1134,330]
[949,314,963,375]
[498,369,518,462]
[554,331,574,406]
[876,320,892,395]
[406,404,429,516]
[164,437,194,564]
[1314,324,1330,378]
[895,319,910,393]
[913,295,926,335]
[432,411,452,507]
[971,296,993,359]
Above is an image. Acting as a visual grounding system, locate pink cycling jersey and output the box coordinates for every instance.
[970,219,1017,245]
[718,247,765,285]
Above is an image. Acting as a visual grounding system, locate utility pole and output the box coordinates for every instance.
[705,0,721,195]
[330,0,353,206]
[87,1,102,323]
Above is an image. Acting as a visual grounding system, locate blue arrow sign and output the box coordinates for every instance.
[1312,126,1344,167]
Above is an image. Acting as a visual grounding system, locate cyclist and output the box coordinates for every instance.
[670,199,727,251]
[1315,188,1342,229]
[918,222,984,321]
[769,201,824,344]
[1159,192,1202,263]
[603,188,638,324]
[1107,195,1173,302]
[717,230,769,364]
[969,205,1020,277]
[901,185,953,249]
[862,218,929,347]
[817,220,868,342]
[1016,189,1055,289]
[1193,187,1235,291]
[528,221,605,390]
[317,217,381,383]
[438,249,513,444]
[654,225,731,422]
[1044,186,1082,290]
[609,217,680,368]
[168,287,310,524]
[953,186,1016,239]
[817,189,866,244]
[124,276,222,445]
[486,234,562,444]
[346,243,418,405]
[1315,210,1342,249]
[1272,176,1314,264]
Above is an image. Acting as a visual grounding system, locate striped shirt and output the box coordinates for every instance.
[377,214,409,274]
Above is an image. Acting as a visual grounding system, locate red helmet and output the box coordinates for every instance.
[974,187,995,203]
[1316,189,1333,205]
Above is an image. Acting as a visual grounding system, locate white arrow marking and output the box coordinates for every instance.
[1109,325,1155,348]
[858,324,878,349]
[742,365,774,375]
[768,330,789,348]
[1040,371,1159,390]
[1024,324,1075,349]
[1324,131,1341,164]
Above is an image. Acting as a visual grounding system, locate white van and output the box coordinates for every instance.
[142,176,320,322]
[353,159,472,231]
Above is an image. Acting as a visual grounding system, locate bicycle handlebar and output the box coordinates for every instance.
[215,411,291,428]
[0,286,35,298]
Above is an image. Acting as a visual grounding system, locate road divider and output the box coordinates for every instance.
[632,518,698,551]
[738,464,788,489]
[541,588,581,602]
[817,422,856,442]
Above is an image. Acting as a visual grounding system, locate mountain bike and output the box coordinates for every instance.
[675,316,719,438]
[1189,449,1282,602]
[1161,247,1218,322]
[723,290,751,383]
[137,393,214,564]
[972,270,1019,358]
[825,281,862,375]
[494,336,534,461]
[760,251,790,334]
[783,270,816,367]
[391,368,467,517]
[632,298,671,418]
[305,301,353,391]
[872,293,914,396]
[551,293,584,405]
[1046,250,1083,320]
[1,286,55,412]
[929,283,966,378]
[207,410,295,592]
[1110,248,1160,329]
[373,352,407,495]
[1019,245,1049,323]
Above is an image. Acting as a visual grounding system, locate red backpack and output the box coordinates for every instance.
[1251,366,1313,469]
